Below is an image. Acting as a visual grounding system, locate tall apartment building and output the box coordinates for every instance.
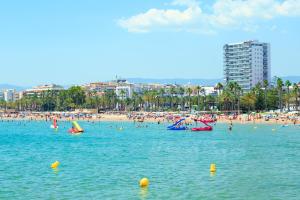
[224,40,271,91]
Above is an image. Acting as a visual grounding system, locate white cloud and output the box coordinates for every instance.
[118,0,300,33]
[276,0,300,16]
[118,0,202,33]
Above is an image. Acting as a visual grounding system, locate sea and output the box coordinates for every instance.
[0,120,299,199]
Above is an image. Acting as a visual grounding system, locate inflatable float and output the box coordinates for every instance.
[167,118,188,131]
[191,126,212,131]
[191,121,213,132]
[168,126,189,131]
[68,121,84,134]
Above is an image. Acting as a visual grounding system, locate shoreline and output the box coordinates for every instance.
[0,113,299,125]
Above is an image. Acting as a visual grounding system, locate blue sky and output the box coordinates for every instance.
[0,0,300,85]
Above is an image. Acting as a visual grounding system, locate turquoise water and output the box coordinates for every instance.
[0,120,299,199]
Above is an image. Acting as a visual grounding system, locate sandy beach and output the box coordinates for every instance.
[0,111,299,125]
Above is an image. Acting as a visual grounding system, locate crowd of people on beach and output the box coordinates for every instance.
[0,111,299,126]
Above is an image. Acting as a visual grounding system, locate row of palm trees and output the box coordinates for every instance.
[0,79,299,113]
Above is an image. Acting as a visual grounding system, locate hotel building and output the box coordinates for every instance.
[224,40,271,91]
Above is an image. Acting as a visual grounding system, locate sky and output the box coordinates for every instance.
[0,0,300,86]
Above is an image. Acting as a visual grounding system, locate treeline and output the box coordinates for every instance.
[0,78,299,113]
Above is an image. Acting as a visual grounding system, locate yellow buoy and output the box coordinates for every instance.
[51,161,60,169]
[139,178,149,188]
[210,164,216,173]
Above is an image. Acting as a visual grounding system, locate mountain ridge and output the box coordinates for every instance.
[1,76,300,90]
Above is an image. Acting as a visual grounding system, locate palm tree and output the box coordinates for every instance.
[285,80,292,111]
[220,90,234,112]
[263,80,269,110]
[292,83,299,111]
[241,92,256,112]
[195,86,201,111]
[215,82,223,111]
[170,87,177,111]
[157,88,165,111]
[227,82,236,111]
[119,89,126,111]
[178,87,185,111]
[233,82,242,114]
[277,78,284,112]
[142,91,152,111]
[200,87,206,111]
[186,87,193,113]
[131,92,139,111]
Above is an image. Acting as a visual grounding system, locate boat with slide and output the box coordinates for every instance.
[167,118,188,131]
[191,120,213,132]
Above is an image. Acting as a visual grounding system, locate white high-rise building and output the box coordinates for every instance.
[224,40,271,91]
[4,89,16,102]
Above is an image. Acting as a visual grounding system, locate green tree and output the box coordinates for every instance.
[215,82,223,111]
[292,83,299,111]
[241,92,256,112]
[276,78,284,112]
[263,80,269,110]
[285,80,292,111]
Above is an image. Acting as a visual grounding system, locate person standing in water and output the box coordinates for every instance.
[229,120,233,131]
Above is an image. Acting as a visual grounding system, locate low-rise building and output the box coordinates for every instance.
[83,82,117,93]
[133,83,165,94]
[202,86,218,96]
[24,84,64,97]
[116,85,133,99]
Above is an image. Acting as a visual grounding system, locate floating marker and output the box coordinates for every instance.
[210,164,216,173]
[51,161,60,169]
[140,178,149,188]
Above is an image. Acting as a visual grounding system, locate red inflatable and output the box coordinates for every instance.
[68,128,83,134]
[191,126,212,131]
[191,120,213,131]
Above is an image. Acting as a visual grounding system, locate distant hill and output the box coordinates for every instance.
[128,76,300,86]
[1,76,300,90]
[0,84,26,91]
[127,78,223,86]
